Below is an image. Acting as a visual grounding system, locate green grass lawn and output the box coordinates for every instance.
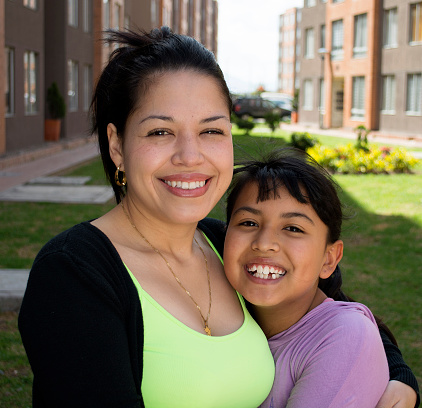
[0,127,421,406]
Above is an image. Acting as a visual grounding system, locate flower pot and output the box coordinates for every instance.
[44,119,61,141]
[291,111,298,123]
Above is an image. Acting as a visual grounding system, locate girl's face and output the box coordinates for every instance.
[224,182,343,310]
[109,70,233,225]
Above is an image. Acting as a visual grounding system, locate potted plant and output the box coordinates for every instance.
[291,88,299,123]
[45,82,66,141]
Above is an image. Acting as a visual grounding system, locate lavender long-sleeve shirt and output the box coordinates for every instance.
[259,299,389,408]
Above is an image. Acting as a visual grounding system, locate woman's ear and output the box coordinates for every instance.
[320,240,344,279]
[108,123,123,169]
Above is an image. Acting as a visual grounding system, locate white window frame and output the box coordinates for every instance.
[303,79,313,111]
[103,0,110,30]
[406,73,422,115]
[24,50,38,115]
[305,28,315,59]
[305,0,316,7]
[331,20,344,60]
[5,47,15,116]
[410,2,422,44]
[351,76,365,119]
[381,75,396,114]
[353,13,367,58]
[23,0,37,10]
[68,60,79,112]
[83,64,92,112]
[83,0,92,33]
[319,78,325,113]
[68,0,78,27]
[383,8,398,48]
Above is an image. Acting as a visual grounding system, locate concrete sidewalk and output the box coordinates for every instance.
[0,135,104,312]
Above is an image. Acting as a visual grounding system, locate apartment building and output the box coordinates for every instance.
[278,7,300,97]
[1,0,219,155]
[280,0,422,134]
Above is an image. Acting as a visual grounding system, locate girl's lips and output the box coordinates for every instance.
[245,262,287,281]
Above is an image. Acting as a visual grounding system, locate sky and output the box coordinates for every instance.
[217,0,303,94]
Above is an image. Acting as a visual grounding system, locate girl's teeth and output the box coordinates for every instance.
[247,265,286,279]
[165,180,205,189]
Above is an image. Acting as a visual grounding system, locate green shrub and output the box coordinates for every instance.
[264,112,281,133]
[231,113,255,134]
[307,143,419,174]
[47,82,66,119]
[289,132,319,151]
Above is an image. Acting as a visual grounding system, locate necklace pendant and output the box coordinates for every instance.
[204,325,211,336]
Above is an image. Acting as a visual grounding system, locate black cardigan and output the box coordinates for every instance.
[18,218,419,407]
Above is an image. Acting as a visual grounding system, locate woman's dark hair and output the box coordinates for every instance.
[226,147,397,345]
[90,27,232,203]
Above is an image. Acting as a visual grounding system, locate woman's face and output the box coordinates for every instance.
[223,182,343,310]
[109,70,233,225]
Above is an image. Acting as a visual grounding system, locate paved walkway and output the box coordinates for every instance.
[0,128,421,312]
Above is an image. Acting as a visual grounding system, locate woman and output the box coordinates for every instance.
[18,28,418,407]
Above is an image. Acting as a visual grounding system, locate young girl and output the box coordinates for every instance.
[223,148,390,407]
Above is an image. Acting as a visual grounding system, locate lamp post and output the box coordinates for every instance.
[318,47,327,129]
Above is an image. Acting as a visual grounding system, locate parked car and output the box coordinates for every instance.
[232,97,291,119]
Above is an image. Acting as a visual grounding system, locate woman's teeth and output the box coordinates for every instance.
[247,264,286,280]
[164,180,206,190]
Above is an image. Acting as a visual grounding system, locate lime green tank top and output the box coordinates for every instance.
[126,235,275,408]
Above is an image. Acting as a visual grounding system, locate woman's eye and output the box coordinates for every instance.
[285,226,304,233]
[202,129,224,135]
[146,129,170,137]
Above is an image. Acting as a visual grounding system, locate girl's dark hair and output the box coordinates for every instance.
[90,27,232,203]
[226,147,397,345]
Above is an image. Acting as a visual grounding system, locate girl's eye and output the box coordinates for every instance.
[239,220,258,227]
[284,226,304,233]
[146,129,171,137]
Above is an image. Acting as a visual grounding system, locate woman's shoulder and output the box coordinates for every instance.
[34,221,120,266]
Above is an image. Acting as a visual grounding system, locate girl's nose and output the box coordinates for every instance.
[171,133,205,167]
[251,228,280,252]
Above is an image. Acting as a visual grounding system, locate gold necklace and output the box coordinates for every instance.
[121,201,212,336]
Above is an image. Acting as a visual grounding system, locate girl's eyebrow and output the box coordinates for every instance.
[139,114,230,124]
[232,207,315,225]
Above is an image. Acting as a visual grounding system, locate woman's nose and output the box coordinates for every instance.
[251,228,280,252]
[171,133,205,167]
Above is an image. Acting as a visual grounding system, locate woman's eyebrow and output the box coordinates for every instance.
[139,115,174,124]
[200,115,230,124]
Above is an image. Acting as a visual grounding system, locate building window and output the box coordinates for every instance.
[305,28,315,58]
[319,78,325,112]
[6,47,15,116]
[24,51,38,115]
[305,0,316,7]
[331,19,344,60]
[303,79,313,110]
[320,24,326,49]
[406,73,422,115]
[410,2,422,44]
[151,0,158,27]
[114,3,121,29]
[381,75,396,114]
[351,76,365,119]
[383,8,398,48]
[83,65,92,112]
[68,0,78,27]
[68,60,78,112]
[23,0,37,10]
[83,0,92,32]
[332,0,344,3]
[353,13,367,58]
[103,0,110,30]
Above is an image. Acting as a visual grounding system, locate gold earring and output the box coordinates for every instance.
[114,166,127,186]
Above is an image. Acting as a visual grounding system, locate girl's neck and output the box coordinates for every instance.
[249,289,328,339]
